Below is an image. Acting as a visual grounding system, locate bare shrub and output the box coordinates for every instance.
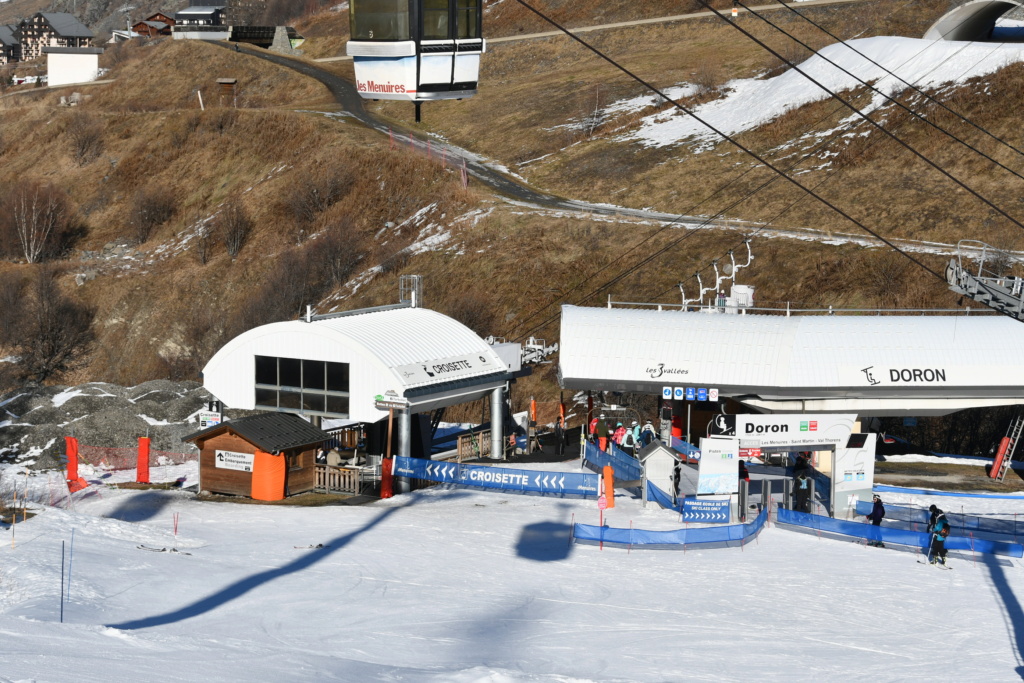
[16,266,95,383]
[446,291,496,336]
[319,219,362,285]
[65,111,104,165]
[128,185,175,245]
[869,253,909,307]
[692,60,724,97]
[763,41,813,79]
[0,271,24,346]
[217,200,253,259]
[0,179,75,263]
[194,222,214,265]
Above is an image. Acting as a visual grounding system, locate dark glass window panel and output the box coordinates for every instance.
[303,359,326,390]
[456,0,478,38]
[326,362,350,392]
[255,356,277,385]
[326,395,350,416]
[423,0,449,40]
[279,358,301,388]
[303,393,326,413]
[350,0,410,40]
[279,389,302,410]
[255,387,277,408]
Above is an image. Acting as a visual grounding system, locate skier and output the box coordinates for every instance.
[621,423,637,457]
[612,422,627,450]
[588,414,599,443]
[640,419,657,447]
[930,511,951,565]
[794,471,811,513]
[630,420,641,448]
[866,495,885,547]
[927,504,944,533]
[595,414,609,452]
[554,417,565,456]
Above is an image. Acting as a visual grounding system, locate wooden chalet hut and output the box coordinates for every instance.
[184,412,330,500]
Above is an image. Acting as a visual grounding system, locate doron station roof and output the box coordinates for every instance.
[558,305,1024,416]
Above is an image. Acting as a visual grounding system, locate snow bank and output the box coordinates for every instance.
[626,36,1024,150]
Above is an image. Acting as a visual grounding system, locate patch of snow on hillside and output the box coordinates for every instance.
[626,37,1024,150]
[138,414,171,426]
[52,388,87,408]
[603,84,698,116]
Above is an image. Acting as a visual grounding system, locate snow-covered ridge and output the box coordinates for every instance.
[624,36,1024,150]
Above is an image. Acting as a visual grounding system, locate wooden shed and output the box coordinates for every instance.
[184,412,330,500]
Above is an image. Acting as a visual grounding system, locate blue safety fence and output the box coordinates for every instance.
[855,500,1024,537]
[777,508,1024,557]
[873,484,1024,500]
[572,504,768,549]
[646,481,682,513]
[671,438,700,460]
[394,456,600,497]
[582,442,642,481]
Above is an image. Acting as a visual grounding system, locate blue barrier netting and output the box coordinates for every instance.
[583,442,642,481]
[573,505,768,548]
[394,456,600,497]
[873,484,1024,500]
[777,508,1024,557]
[646,481,682,513]
[670,438,700,459]
[855,500,1024,537]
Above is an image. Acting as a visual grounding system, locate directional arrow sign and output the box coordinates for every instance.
[681,498,731,524]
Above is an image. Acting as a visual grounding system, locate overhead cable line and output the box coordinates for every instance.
[768,0,1024,165]
[505,4,1003,339]
[509,0,949,342]
[735,0,1024,186]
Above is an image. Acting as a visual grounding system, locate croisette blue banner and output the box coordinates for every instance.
[394,456,600,497]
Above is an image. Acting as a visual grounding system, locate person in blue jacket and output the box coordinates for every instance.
[930,512,951,565]
[866,495,885,547]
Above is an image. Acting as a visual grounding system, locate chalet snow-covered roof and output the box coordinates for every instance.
[175,6,225,15]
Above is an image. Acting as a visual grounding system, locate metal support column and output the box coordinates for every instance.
[397,408,412,493]
[490,386,504,460]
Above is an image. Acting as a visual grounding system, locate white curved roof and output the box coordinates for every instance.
[202,306,508,419]
[924,0,1022,41]
[559,305,1024,416]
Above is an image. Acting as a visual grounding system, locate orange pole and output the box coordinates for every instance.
[603,465,615,509]
[137,437,151,484]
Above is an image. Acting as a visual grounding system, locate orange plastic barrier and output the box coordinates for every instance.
[381,457,394,499]
[65,436,87,492]
[991,436,1012,479]
[251,450,285,501]
[136,437,151,484]
[603,465,615,509]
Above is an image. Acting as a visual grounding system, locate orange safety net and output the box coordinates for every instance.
[251,450,285,501]
[137,437,151,484]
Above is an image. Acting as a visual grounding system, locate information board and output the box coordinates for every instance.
[682,497,731,523]
[697,437,739,495]
[215,449,254,472]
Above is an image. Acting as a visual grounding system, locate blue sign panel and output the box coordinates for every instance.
[697,387,708,402]
[662,386,673,400]
[673,387,685,400]
[681,498,730,523]
[685,387,696,401]
[393,457,600,497]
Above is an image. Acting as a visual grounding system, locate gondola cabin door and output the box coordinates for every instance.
[347,0,484,102]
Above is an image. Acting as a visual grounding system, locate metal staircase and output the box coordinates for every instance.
[996,411,1024,481]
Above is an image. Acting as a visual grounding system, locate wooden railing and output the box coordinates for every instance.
[457,430,491,461]
[315,465,359,494]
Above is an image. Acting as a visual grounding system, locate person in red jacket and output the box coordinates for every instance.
[612,423,627,449]
[595,414,610,452]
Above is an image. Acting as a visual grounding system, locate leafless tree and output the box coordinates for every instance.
[194,222,214,265]
[65,111,104,166]
[3,180,70,264]
[16,266,95,383]
[287,168,352,243]
[0,271,24,346]
[218,200,253,259]
[128,186,175,245]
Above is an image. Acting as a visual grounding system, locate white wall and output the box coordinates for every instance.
[47,52,99,87]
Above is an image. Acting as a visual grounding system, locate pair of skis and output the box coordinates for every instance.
[918,531,952,569]
[137,545,191,555]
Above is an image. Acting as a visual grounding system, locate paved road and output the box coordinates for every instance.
[314,0,875,63]
[217,43,1002,263]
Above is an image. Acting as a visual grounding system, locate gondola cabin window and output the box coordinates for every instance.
[254,355,350,418]
[456,0,480,39]
[350,0,410,40]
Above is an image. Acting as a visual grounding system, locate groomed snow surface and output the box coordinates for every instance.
[4,461,1024,681]
[626,37,1024,150]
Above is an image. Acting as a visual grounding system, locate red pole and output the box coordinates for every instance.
[65,436,79,482]
[599,507,603,551]
[137,437,151,484]
[173,512,179,537]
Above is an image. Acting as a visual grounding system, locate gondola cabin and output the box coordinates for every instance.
[346,0,484,104]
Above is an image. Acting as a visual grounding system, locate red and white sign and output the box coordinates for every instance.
[739,447,762,458]
[709,388,719,401]
[598,495,608,510]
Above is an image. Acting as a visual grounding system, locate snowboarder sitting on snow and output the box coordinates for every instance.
[927,504,944,533]
[930,511,951,565]
[866,495,885,547]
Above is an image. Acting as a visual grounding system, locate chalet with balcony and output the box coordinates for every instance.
[16,13,93,62]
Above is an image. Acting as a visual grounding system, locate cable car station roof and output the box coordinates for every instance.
[558,305,1024,416]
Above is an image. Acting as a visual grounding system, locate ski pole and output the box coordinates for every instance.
[60,541,65,623]
[67,528,75,604]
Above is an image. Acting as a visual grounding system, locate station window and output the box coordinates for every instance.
[350,0,410,40]
[254,356,350,418]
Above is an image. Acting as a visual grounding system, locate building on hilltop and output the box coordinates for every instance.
[174,6,227,26]
[0,24,19,65]
[15,13,93,62]
[132,19,173,38]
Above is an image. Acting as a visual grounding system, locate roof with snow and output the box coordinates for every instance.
[183,412,330,452]
[175,6,225,14]
[559,305,1024,416]
[39,13,93,38]
[202,304,512,422]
